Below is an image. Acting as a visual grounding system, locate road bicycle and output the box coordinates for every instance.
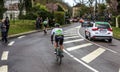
[55,40,63,65]
[43,29,47,34]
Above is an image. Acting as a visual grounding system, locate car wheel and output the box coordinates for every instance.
[108,39,112,43]
[88,33,92,41]
[85,32,88,39]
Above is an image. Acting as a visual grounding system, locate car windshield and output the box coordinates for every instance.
[95,24,110,29]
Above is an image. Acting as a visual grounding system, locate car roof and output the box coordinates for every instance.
[95,22,109,25]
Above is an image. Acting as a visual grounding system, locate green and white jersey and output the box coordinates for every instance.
[43,20,48,25]
[51,28,63,36]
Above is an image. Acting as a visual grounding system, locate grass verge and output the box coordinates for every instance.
[112,27,120,39]
[9,20,36,35]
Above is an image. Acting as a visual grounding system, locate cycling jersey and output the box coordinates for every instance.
[51,28,63,36]
[43,20,48,25]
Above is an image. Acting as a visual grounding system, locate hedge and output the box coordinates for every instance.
[117,15,120,28]
[54,11,65,25]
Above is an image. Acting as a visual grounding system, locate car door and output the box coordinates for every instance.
[85,22,94,36]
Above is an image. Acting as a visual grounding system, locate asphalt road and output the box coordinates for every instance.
[0,23,120,72]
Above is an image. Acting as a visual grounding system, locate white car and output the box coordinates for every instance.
[85,21,113,42]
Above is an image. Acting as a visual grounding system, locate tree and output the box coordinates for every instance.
[98,3,106,15]
[18,0,24,18]
[106,0,118,15]
[117,0,120,13]
[57,5,64,11]
[0,0,7,19]
[79,4,90,17]
[24,0,32,12]
[74,0,95,18]
[88,0,94,19]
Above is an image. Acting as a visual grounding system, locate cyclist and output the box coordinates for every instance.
[51,23,64,57]
[43,19,48,34]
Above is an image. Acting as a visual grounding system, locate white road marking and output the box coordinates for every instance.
[64,36,80,39]
[64,34,78,37]
[64,39,84,44]
[1,51,9,60]
[8,41,15,46]
[67,43,93,51]
[75,26,81,28]
[81,48,106,63]
[64,30,77,33]
[18,35,25,39]
[77,26,118,54]
[0,65,8,72]
[119,68,120,72]
[64,50,99,72]
[64,33,78,36]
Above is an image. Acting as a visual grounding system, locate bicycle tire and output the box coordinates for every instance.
[56,55,62,65]
[59,56,62,65]
[56,49,62,65]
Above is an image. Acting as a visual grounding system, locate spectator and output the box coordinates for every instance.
[35,16,42,29]
[48,18,52,28]
[4,16,10,36]
[0,19,8,43]
[52,19,55,27]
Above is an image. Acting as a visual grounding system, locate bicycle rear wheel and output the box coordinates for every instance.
[56,49,62,65]
[56,55,62,65]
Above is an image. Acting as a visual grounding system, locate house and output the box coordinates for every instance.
[72,3,81,17]
[4,0,26,19]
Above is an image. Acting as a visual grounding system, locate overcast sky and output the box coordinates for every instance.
[64,0,106,6]
[64,0,76,6]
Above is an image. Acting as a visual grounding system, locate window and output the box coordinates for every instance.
[95,24,110,29]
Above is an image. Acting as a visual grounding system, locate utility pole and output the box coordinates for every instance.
[94,0,97,21]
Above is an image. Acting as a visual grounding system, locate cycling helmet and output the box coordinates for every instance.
[55,23,60,27]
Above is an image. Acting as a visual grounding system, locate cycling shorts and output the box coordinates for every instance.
[44,24,47,28]
[55,35,64,45]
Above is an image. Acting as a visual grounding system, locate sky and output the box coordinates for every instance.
[64,0,76,6]
[64,0,106,7]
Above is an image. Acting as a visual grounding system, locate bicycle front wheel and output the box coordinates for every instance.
[56,55,62,65]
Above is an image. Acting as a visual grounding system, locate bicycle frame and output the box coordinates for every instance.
[56,40,63,65]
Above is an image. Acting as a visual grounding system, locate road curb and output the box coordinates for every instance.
[8,30,40,39]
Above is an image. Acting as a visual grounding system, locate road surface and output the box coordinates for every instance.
[0,23,120,72]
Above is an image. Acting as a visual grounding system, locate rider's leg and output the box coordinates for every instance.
[54,36,58,53]
[44,25,47,33]
[43,26,47,34]
[60,45,64,51]
[45,25,47,31]
[59,37,64,53]
[54,42,57,49]
[60,44,64,57]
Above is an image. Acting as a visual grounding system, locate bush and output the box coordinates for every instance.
[25,12,37,20]
[19,12,37,20]
[111,16,116,26]
[117,15,120,28]
[54,11,65,25]
[37,10,52,21]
